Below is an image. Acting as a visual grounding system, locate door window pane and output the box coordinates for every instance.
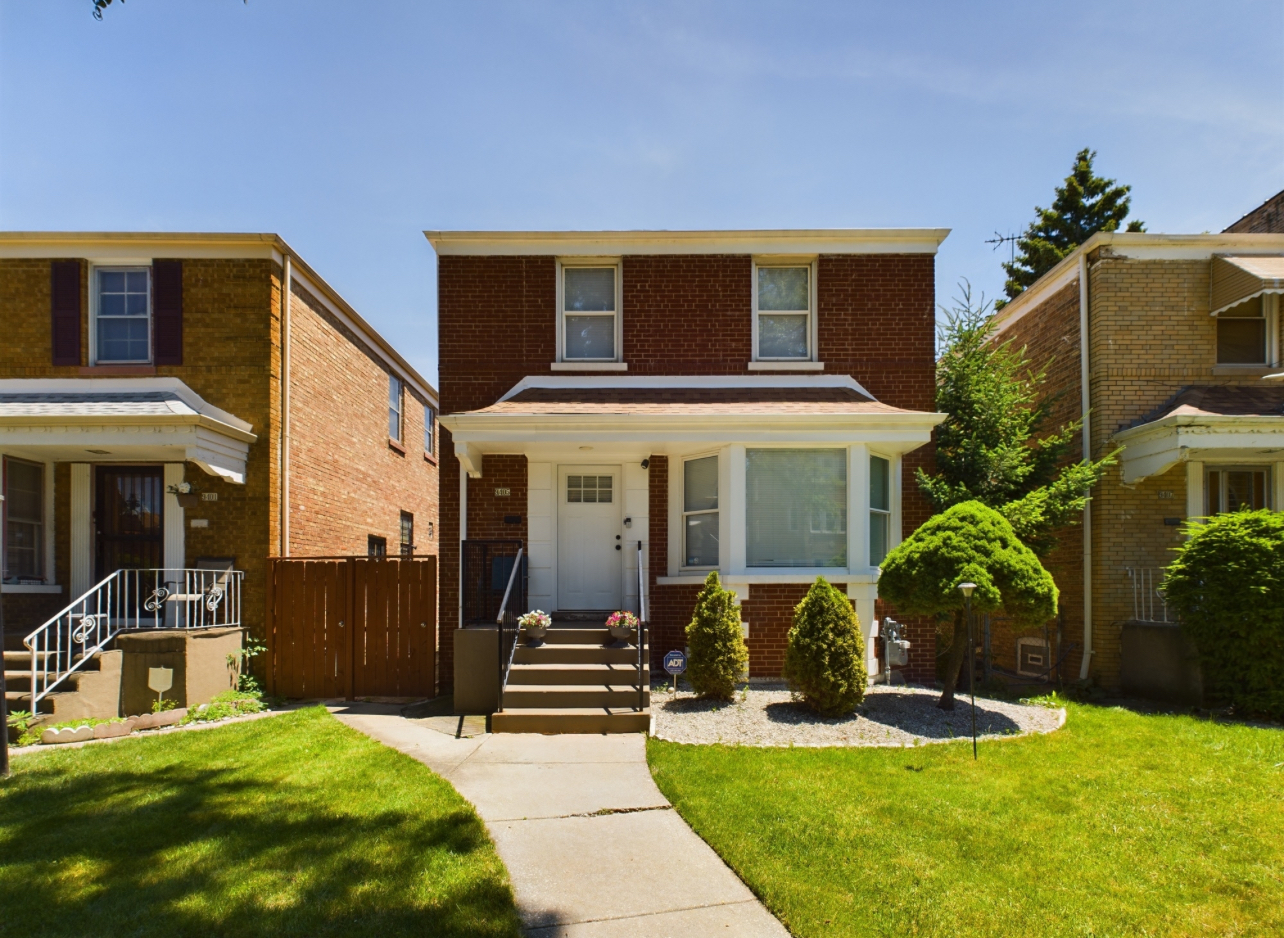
[564,315,616,359]
[568,475,613,504]
[4,459,43,580]
[746,449,847,567]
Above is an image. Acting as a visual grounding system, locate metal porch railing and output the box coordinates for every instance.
[1126,567,1172,623]
[636,540,647,712]
[23,567,244,707]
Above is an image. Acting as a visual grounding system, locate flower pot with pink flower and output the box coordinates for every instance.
[605,611,640,647]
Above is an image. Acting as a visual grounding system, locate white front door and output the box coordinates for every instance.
[557,466,622,610]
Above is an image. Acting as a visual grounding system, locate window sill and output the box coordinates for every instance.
[550,361,628,372]
[1212,365,1276,376]
[423,451,438,466]
[1,583,63,594]
[80,364,157,376]
[388,438,406,455]
[748,361,824,372]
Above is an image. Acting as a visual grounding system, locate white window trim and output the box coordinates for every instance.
[751,257,818,363]
[89,264,153,366]
[740,443,851,572]
[556,257,623,364]
[1204,463,1273,513]
[2,454,51,583]
[868,450,893,568]
[680,452,720,572]
[1215,294,1278,367]
[424,403,435,455]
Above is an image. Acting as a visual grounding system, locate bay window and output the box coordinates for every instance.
[746,448,846,567]
[683,455,719,567]
[869,454,891,565]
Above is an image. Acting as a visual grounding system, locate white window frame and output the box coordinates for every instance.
[388,374,403,442]
[752,257,817,363]
[90,265,152,365]
[1205,464,1272,514]
[868,452,892,567]
[424,403,436,456]
[681,453,720,571]
[3,456,46,582]
[556,258,623,364]
[742,445,849,571]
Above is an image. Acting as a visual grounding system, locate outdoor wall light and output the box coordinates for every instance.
[641,458,650,469]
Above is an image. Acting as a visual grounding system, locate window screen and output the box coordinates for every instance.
[746,449,846,567]
[96,268,151,363]
[567,475,613,503]
[869,455,890,565]
[683,455,719,567]
[757,266,810,360]
[4,458,43,580]
[563,267,617,360]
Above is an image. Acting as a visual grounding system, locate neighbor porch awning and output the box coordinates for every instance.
[0,377,257,483]
[1210,255,1284,315]
[1112,386,1284,482]
[440,375,944,476]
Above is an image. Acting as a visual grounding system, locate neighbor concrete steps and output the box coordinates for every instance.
[493,626,649,735]
[3,648,120,721]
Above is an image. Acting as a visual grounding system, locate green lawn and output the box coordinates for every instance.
[648,700,1284,938]
[0,707,521,938]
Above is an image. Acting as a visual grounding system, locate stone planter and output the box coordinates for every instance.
[607,625,635,647]
[523,626,548,647]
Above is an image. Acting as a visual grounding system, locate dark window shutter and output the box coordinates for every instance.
[152,259,183,365]
[51,260,82,366]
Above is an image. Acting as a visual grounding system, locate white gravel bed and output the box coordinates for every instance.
[650,681,1065,748]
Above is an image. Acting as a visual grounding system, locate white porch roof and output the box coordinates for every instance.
[1113,386,1284,483]
[441,376,944,477]
[0,378,257,483]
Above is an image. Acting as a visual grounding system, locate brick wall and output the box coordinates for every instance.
[439,251,939,686]
[1225,189,1284,234]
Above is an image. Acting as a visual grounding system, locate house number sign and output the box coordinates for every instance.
[494,488,511,497]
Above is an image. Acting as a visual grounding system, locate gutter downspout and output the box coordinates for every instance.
[281,255,292,557]
[1079,253,1093,681]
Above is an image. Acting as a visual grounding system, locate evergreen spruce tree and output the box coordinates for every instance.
[684,572,748,701]
[999,148,1144,307]
[920,281,1114,555]
[783,578,867,716]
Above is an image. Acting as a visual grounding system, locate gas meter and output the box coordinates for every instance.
[882,618,911,682]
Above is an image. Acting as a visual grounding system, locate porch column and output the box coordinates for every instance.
[163,463,185,571]
[1185,461,1203,524]
[70,464,91,597]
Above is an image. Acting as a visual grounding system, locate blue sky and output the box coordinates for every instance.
[2,1,1281,386]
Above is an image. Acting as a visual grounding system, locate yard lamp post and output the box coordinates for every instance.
[958,581,978,761]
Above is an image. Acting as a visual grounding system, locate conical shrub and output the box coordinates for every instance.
[685,571,748,701]
[783,577,867,715]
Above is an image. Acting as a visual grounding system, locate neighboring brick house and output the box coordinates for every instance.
[0,233,439,658]
[991,229,1284,695]
[1225,189,1284,234]
[429,228,948,720]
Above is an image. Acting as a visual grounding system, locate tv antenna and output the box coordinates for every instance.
[986,231,1019,266]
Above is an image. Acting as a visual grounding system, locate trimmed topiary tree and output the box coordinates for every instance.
[783,577,867,716]
[1163,509,1284,719]
[685,571,749,701]
[878,500,1057,710]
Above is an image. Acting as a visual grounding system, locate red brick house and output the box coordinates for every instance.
[429,229,946,728]
[1,233,438,716]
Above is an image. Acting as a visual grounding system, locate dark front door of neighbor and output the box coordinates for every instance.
[96,467,164,579]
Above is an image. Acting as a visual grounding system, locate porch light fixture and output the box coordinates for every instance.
[957,581,978,760]
[641,458,649,469]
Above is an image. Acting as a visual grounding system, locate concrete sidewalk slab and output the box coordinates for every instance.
[335,707,789,938]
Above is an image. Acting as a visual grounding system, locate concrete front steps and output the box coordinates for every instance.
[4,648,122,722]
[493,626,650,734]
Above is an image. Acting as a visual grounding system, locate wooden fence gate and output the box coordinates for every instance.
[266,556,436,700]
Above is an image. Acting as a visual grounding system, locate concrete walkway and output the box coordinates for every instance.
[334,704,790,938]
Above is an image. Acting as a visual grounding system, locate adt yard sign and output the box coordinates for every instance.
[663,650,686,691]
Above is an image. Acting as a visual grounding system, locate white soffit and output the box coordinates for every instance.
[495,373,878,402]
[425,228,951,256]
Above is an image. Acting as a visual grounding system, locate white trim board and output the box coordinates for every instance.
[495,373,878,403]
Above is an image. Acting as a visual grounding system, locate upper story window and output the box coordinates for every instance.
[424,403,436,456]
[869,455,891,566]
[3,457,44,582]
[1217,296,1277,365]
[95,267,151,363]
[746,448,846,567]
[559,263,620,362]
[389,374,403,441]
[754,263,815,361]
[683,455,719,568]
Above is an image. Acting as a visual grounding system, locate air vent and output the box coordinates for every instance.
[1016,637,1050,677]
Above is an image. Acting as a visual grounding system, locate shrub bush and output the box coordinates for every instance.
[685,571,748,701]
[1164,509,1284,719]
[783,577,867,716]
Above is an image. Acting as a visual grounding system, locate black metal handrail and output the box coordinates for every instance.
[637,540,647,712]
[495,547,524,714]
